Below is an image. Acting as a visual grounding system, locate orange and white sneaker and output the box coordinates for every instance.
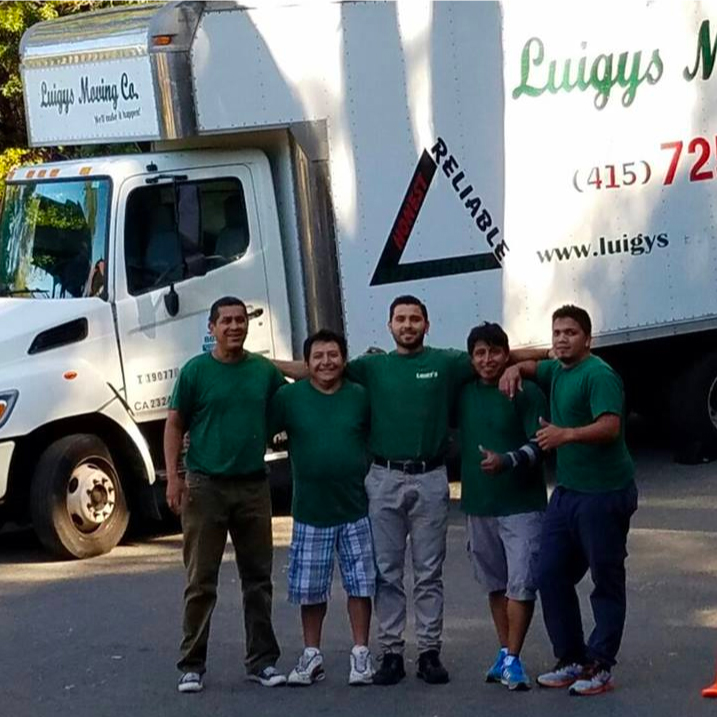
[568,663,614,696]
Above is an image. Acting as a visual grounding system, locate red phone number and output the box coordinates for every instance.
[573,136,716,192]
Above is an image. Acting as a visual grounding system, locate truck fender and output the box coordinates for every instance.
[99,395,156,485]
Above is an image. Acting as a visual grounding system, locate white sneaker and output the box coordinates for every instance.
[349,645,374,685]
[287,647,325,686]
[177,671,203,693]
[568,664,614,696]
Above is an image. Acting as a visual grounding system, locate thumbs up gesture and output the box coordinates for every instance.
[479,445,504,475]
[536,416,570,450]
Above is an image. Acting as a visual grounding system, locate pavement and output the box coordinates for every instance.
[2,427,717,717]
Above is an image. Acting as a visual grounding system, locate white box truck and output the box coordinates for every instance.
[2,0,717,558]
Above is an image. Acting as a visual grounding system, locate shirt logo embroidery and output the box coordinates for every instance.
[416,371,438,379]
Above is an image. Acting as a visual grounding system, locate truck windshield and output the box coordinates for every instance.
[0,178,110,299]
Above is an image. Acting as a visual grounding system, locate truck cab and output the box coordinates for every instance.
[0,150,292,557]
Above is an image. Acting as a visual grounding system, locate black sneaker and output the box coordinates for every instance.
[417,650,450,684]
[372,653,406,686]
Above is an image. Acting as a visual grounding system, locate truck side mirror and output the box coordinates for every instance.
[164,283,179,317]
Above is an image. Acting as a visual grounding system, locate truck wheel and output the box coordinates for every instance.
[30,434,129,559]
[671,353,717,464]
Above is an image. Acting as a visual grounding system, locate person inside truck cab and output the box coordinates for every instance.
[87,258,105,297]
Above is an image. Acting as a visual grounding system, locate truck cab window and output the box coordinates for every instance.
[125,178,250,295]
[0,178,110,299]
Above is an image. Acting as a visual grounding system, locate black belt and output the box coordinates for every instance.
[373,456,444,474]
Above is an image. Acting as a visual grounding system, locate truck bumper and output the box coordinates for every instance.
[0,441,15,502]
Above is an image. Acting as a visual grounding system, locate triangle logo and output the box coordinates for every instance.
[370,144,504,286]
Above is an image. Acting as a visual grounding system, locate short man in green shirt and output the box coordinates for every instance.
[164,296,287,693]
[500,305,638,697]
[271,329,376,687]
[459,322,547,692]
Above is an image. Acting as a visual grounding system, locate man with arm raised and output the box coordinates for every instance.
[499,304,638,697]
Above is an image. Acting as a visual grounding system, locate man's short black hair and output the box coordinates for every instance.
[303,329,348,362]
[466,322,510,355]
[389,295,428,321]
[552,304,592,336]
[209,296,247,324]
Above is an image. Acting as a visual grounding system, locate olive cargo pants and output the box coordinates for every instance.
[177,472,280,675]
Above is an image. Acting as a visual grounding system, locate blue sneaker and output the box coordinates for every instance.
[485,648,508,683]
[501,656,531,691]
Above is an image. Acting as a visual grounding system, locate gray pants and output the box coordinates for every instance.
[365,464,449,655]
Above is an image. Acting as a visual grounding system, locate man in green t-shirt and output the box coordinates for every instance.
[164,296,287,694]
[459,322,547,692]
[271,329,376,687]
[500,305,638,697]
[348,295,474,686]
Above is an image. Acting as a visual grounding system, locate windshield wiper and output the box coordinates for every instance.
[2,287,50,296]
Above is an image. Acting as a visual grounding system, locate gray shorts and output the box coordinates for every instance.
[466,512,543,601]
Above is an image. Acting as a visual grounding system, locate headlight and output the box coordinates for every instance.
[0,390,18,428]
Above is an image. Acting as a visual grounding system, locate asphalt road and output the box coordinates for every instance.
[2,427,717,717]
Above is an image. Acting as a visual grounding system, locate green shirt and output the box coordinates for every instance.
[169,351,285,476]
[536,355,634,493]
[347,347,474,461]
[459,379,548,516]
[270,379,369,527]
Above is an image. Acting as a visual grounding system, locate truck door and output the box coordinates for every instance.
[113,165,274,421]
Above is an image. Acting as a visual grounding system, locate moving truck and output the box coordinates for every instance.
[2,1,717,557]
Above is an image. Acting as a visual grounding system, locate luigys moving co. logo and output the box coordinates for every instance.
[370,137,507,286]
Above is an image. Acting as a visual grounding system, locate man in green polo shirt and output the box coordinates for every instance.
[500,304,638,697]
[459,322,547,692]
[271,329,375,687]
[347,295,474,686]
[164,296,287,694]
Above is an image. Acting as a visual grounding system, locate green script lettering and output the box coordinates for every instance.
[685,19,717,80]
[513,35,663,109]
[512,37,548,99]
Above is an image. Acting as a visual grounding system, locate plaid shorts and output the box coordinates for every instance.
[287,516,376,604]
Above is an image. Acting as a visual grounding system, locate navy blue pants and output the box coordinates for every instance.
[537,483,638,667]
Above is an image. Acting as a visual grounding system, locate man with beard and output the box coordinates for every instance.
[165,296,287,693]
[344,295,472,685]
[499,304,637,697]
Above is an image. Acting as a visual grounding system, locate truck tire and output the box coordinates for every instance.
[30,434,129,559]
[670,353,717,464]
